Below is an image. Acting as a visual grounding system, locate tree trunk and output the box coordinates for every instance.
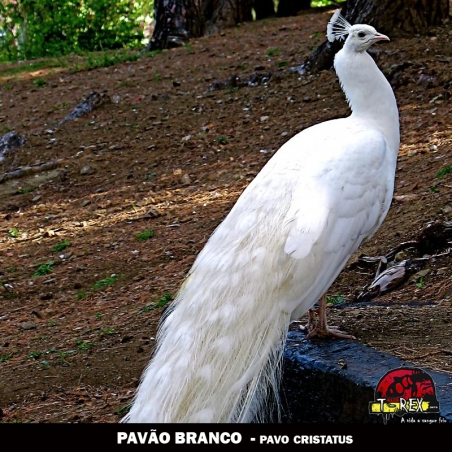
[303,0,449,72]
[254,0,275,20]
[343,0,449,35]
[204,0,253,35]
[147,0,205,51]
[277,0,311,17]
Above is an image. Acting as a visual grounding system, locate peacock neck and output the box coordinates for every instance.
[334,47,400,154]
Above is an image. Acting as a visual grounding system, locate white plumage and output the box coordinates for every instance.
[124,10,400,423]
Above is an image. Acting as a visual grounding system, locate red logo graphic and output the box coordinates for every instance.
[369,367,440,423]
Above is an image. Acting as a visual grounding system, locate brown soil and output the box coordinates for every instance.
[1,10,451,423]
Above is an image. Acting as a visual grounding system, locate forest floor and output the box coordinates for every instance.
[0,9,452,423]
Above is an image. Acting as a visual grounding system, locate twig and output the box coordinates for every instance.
[402,349,452,360]
[0,159,65,184]
[385,241,419,260]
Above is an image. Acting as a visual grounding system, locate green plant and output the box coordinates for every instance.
[136,229,155,241]
[184,43,194,54]
[118,81,136,88]
[53,239,71,253]
[266,47,280,56]
[326,294,345,305]
[77,290,87,300]
[58,351,69,365]
[27,351,44,360]
[17,187,34,194]
[416,277,425,288]
[430,186,439,193]
[48,320,57,327]
[0,354,12,363]
[141,293,173,313]
[57,349,76,365]
[51,101,70,111]
[217,136,228,145]
[33,261,55,277]
[33,78,47,87]
[95,312,102,320]
[312,0,345,7]
[8,228,20,238]
[115,404,131,415]
[76,340,93,351]
[92,274,123,290]
[147,49,162,58]
[83,50,141,70]
[0,0,147,62]
[100,328,116,336]
[277,61,288,68]
[153,71,162,82]
[436,165,452,178]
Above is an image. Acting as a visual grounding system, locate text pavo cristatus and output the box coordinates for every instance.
[124,10,400,423]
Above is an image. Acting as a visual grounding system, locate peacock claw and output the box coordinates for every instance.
[302,297,355,340]
[306,325,356,340]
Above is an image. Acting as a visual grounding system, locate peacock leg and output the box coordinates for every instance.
[306,294,356,340]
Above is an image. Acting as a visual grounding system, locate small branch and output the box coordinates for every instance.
[0,159,65,184]
[402,349,452,360]
[385,241,419,260]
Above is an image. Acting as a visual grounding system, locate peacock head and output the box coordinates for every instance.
[346,25,389,52]
[327,9,389,53]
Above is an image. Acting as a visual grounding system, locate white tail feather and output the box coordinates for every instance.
[122,206,298,423]
[123,271,291,422]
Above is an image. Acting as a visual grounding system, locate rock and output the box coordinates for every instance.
[144,207,162,218]
[417,74,438,87]
[181,174,191,185]
[81,199,91,207]
[0,131,27,153]
[60,91,108,125]
[414,269,430,279]
[20,321,36,330]
[436,267,448,275]
[80,166,92,175]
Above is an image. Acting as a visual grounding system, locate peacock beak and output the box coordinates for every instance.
[373,32,390,42]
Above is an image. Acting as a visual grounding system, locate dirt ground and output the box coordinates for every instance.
[0,9,451,423]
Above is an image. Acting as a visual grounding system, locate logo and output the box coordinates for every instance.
[369,367,440,423]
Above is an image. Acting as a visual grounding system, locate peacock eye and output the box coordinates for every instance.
[357,31,366,38]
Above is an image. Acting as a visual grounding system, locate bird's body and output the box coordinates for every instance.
[124,11,399,423]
